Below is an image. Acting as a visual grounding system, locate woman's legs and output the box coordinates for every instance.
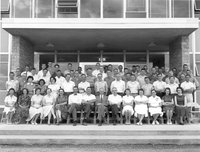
[169,110,173,124]
[166,110,170,124]
[152,114,159,124]
[9,111,14,124]
[124,111,128,124]
[127,111,131,124]
[138,114,144,125]
[34,114,40,124]
[56,110,61,123]
[48,112,52,125]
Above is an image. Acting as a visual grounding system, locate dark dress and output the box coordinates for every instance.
[162,95,174,112]
[175,95,186,117]
[55,95,68,119]
[13,95,31,124]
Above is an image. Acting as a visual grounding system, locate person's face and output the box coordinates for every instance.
[59,90,64,96]
[118,65,123,71]
[43,70,48,75]
[75,71,79,77]
[112,88,117,94]
[97,74,102,80]
[126,74,131,79]
[181,74,185,80]
[40,81,44,86]
[139,90,144,96]
[87,69,92,75]
[68,64,72,70]
[108,65,112,71]
[124,69,129,74]
[36,89,41,95]
[23,89,28,95]
[81,75,86,81]
[66,75,71,81]
[130,75,136,81]
[73,88,78,94]
[100,67,104,72]
[145,78,150,84]
[183,65,188,71]
[114,69,118,74]
[51,78,55,84]
[28,78,33,83]
[55,66,59,70]
[31,70,36,75]
[96,63,100,69]
[47,89,51,94]
[57,71,61,77]
[25,66,29,71]
[152,90,156,96]
[141,70,145,75]
[10,73,15,79]
[48,62,52,67]
[116,74,121,80]
[177,88,182,94]
[9,90,14,95]
[78,67,82,72]
[170,77,175,83]
[16,69,21,76]
[42,64,46,70]
[107,71,112,77]
[132,66,136,71]
[125,90,130,95]
[158,75,162,81]
[185,76,190,82]
[165,89,170,95]
[86,88,91,94]
[152,68,156,73]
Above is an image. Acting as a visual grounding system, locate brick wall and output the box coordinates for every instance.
[169,36,190,72]
[11,36,34,72]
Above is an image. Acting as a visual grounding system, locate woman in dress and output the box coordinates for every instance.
[27,88,43,125]
[3,88,17,124]
[162,88,174,125]
[48,77,60,99]
[148,89,163,125]
[55,89,68,125]
[122,89,134,125]
[14,88,31,124]
[174,87,187,125]
[42,88,56,125]
[24,76,35,97]
[37,79,47,96]
[134,89,148,125]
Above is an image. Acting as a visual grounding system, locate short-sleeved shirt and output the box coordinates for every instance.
[126,81,140,94]
[165,83,178,94]
[110,80,125,93]
[6,80,19,92]
[82,94,96,104]
[142,83,153,97]
[68,93,83,105]
[61,81,75,93]
[148,96,162,107]
[95,80,108,92]
[153,80,166,92]
[78,81,90,91]
[108,94,122,106]
[4,95,17,107]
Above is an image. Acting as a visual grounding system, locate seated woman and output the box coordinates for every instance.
[24,76,35,97]
[148,89,163,125]
[162,88,174,125]
[122,89,134,125]
[55,89,68,125]
[3,88,17,124]
[174,87,187,125]
[37,79,47,96]
[26,88,43,125]
[134,89,148,125]
[14,88,31,124]
[42,88,56,125]
[95,88,108,126]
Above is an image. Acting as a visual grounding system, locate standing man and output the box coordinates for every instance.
[86,68,96,94]
[78,74,90,92]
[55,70,65,88]
[82,87,96,125]
[61,74,75,99]
[64,63,73,75]
[6,72,19,93]
[104,70,115,95]
[108,87,122,125]
[37,64,51,78]
[68,86,83,126]
[153,73,166,98]
[21,65,32,77]
[137,68,147,87]
[95,73,108,95]
[126,74,140,97]
[142,77,153,97]
[92,62,101,77]
[71,70,81,86]
[110,73,125,96]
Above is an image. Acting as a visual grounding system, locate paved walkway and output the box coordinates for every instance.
[0,124,200,131]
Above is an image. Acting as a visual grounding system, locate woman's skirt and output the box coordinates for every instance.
[163,105,174,112]
[175,106,186,117]
[122,105,134,116]
[149,107,163,116]
[135,104,148,117]
[42,105,53,118]
[55,105,68,119]
[3,107,15,115]
[27,107,43,121]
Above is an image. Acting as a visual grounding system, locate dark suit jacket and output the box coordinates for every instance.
[96,95,108,106]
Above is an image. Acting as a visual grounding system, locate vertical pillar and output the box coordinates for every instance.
[169,36,190,72]
[11,36,34,72]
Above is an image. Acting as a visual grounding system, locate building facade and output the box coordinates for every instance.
[0,0,200,104]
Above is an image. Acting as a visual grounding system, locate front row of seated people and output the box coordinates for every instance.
[3,86,189,126]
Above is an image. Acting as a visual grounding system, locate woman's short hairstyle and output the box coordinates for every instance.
[38,79,46,85]
[138,89,144,94]
[176,87,183,93]
[27,76,34,81]
[50,76,56,82]
[164,87,171,95]
[22,88,29,95]
[35,88,41,93]
[8,88,15,94]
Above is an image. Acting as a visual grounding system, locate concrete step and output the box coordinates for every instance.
[1,135,200,145]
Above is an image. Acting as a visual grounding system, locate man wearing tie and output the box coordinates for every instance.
[95,88,108,126]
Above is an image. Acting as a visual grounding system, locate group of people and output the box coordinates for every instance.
[3,62,199,126]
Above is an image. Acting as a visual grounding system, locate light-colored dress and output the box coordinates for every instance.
[48,84,60,99]
[27,95,43,121]
[148,96,163,116]
[3,95,17,114]
[134,95,148,117]
[122,95,134,115]
[42,95,55,118]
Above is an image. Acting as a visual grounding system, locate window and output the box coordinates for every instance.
[103,0,123,18]
[35,0,54,18]
[39,55,54,68]
[80,54,100,62]
[149,0,169,18]
[0,24,9,52]
[13,0,32,18]
[172,0,191,18]
[1,0,10,12]
[126,54,146,62]
[57,0,78,18]
[80,0,101,18]
[126,0,146,18]
[57,54,77,62]
[195,0,200,10]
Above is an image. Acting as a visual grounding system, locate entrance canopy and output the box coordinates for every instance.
[2,18,198,51]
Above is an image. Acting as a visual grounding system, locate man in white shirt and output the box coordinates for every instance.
[31,68,39,84]
[110,73,125,96]
[6,72,19,93]
[68,86,83,126]
[153,73,166,98]
[165,76,178,95]
[92,62,101,77]
[55,70,65,88]
[37,64,51,78]
[82,87,96,125]
[38,69,50,86]
[21,65,32,77]
[64,63,73,76]
[95,73,108,95]
[108,87,122,125]
[126,74,140,97]
[142,77,153,97]
[78,74,90,92]
[136,68,146,87]
[61,74,75,98]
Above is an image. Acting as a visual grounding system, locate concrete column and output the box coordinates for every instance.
[11,36,34,72]
[169,36,190,72]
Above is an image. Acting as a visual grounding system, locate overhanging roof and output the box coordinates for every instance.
[1,0,9,12]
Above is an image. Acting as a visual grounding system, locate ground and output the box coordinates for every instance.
[0,145,200,152]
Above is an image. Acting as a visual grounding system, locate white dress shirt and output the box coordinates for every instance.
[110,80,125,93]
[126,81,140,94]
[68,93,83,105]
[61,80,75,93]
[153,80,166,92]
[55,76,66,87]
[108,94,122,106]
[78,81,90,91]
